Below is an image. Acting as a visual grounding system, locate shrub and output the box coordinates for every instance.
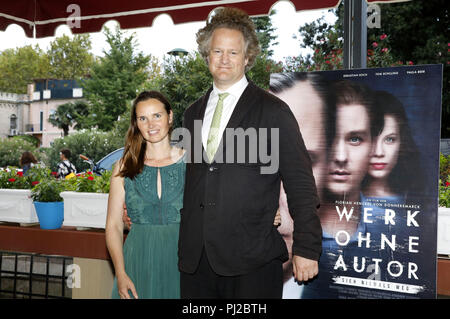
[42,129,124,172]
[0,137,37,167]
[440,153,450,207]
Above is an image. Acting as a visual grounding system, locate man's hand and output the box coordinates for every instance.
[292,255,318,282]
[122,203,132,230]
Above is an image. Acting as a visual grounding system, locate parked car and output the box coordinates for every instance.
[80,147,124,175]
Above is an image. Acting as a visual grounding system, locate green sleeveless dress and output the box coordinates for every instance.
[111,156,185,299]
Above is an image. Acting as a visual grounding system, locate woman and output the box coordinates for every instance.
[19,151,38,175]
[107,90,282,299]
[362,91,425,200]
[106,91,185,299]
[360,91,426,283]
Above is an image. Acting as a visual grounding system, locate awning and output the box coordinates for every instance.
[0,0,404,38]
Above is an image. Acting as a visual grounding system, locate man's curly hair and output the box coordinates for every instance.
[196,7,260,72]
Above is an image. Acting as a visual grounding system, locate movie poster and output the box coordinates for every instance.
[270,65,442,299]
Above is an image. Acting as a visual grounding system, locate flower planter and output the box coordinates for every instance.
[438,207,450,255]
[0,189,38,224]
[60,191,108,229]
[34,201,64,229]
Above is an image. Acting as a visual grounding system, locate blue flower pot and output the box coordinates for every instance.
[34,201,64,230]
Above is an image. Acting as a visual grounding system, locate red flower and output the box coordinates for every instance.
[380,34,387,40]
[446,182,450,187]
[407,61,414,65]
[8,178,16,182]
[372,42,378,48]
[31,181,39,186]
[17,171,23,177]
[87,171,93,175]
[87,176,94,181]
[51,171,58,176]
[381,48,388,53]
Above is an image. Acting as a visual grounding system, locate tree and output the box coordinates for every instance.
[47,34,94,79]
[252,11,278,57]
[0,45,50,93]
[48,101,89,136]
[365,1,449,137]
[148,53,212,129]
[81,26,152,130]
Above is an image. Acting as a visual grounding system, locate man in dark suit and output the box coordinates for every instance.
[179,7,322,298]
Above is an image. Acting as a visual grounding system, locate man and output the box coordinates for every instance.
[57,148,76,179]
[270,72,334,298]
[179,7,322,298]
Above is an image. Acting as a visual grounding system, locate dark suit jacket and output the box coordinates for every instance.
[178,80,322,276]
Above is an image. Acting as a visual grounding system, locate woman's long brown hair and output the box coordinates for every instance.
[118,91,172,179]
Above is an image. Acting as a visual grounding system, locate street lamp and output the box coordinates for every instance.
[167,48,188,58]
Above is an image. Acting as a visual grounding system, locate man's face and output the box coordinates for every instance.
[326,103,372,196]
[274,81,327,194]
[207,28,248,90]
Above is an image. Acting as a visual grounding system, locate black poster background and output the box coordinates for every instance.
[270,65,443,299]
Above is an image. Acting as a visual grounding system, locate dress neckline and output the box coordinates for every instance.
[143,151,185,169]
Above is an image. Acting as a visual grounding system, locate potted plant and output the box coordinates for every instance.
[31,177,67,229]
[60,170,112,229]
[0,166,45,224]
[438,153,450,255]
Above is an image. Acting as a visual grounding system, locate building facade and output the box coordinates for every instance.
[0,79,84,147]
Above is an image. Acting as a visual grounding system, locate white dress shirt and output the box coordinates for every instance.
[202,76,249,150]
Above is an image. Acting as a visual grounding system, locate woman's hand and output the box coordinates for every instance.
[117,273,138,299]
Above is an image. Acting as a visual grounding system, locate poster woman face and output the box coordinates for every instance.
[368,115,401,180]
[326,103,372,197]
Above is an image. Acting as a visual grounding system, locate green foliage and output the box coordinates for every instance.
[440,181,450,208]
[0,137,38,167]
[439,153,450,207]
[48,101,89,136]
[247,54,283,89]
[290,18,408,72]
[0,45,50,93]
[67,170,112,193]
[30,177,68,202]
[82,26,152,130]
[0,167,32,189]
[42,129,124,172]
[149,53,212,129]
[252,12,278,57]
[47,34,94,80]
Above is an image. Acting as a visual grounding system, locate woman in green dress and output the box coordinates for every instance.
[106,91,185,299]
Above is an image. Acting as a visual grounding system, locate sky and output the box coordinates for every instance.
[0,1,337,63]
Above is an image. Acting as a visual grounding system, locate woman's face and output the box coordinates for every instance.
[135,98,172,145]
[368,115,400,180]
[327,103,372,196]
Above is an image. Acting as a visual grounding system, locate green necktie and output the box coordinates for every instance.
[206,92,229,161]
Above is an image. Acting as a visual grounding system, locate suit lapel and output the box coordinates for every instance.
[196,87,212,122]
[224,81,257,131]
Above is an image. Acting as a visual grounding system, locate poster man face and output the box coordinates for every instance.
[326,103,372,197]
